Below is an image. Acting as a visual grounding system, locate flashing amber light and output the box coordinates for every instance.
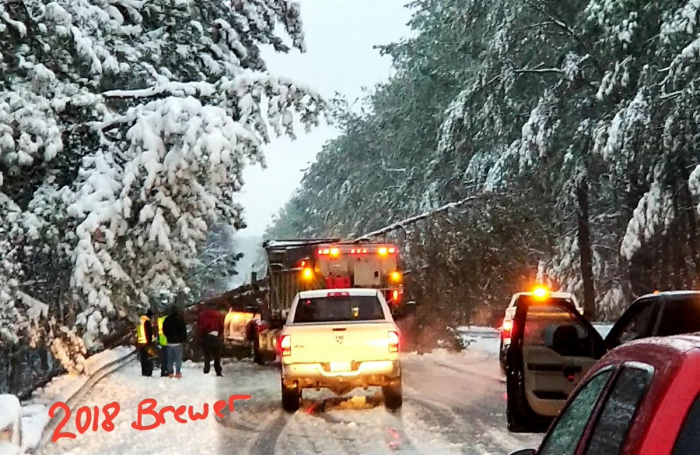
[533,286,549,299]
[390,271,402,282]
[392,290,399,301]
[378,247,388,256]
[653,290,660,295]
[388,247,396,254]
[330,247,340,257]
[302,267,314,280]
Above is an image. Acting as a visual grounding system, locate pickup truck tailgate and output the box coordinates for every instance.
[286,322,396,364]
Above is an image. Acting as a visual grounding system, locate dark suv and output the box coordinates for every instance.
[505,290,700,433]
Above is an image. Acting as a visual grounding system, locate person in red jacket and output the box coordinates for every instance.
[197,303,225,376]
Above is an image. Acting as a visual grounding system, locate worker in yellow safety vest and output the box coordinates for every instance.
[157,314,169,377]
[136,310,154,377]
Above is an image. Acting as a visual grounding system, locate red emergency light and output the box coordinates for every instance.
[325,276,351,289]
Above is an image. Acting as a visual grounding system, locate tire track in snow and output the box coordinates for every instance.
[273,406,363,455]
[299,394,424,455]
[313,412,362,455]
[247,411,290,455]
[303,394,398,455]
[403,392,531,455]
[429,359,504,384]
[474,420,542,455]
[404,395,500,455]
[404,396,465,444]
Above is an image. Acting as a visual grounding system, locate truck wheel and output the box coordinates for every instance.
[281,382,300,413]
[383,379,403,411]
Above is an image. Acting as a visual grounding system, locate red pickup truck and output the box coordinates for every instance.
[510,334,700,455]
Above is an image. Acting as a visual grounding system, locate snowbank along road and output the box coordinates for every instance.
[40,333,544,455]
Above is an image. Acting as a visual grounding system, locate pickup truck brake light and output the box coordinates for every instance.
[327,292,350,297]
[280,335,291,356]
[388,331,399,353]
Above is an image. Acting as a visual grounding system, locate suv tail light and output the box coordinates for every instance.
[279,335,291,356]
[502,320,512,342]
[388,331,399,353]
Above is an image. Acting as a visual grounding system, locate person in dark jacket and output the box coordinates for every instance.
[136,310,154,377]
[162,306,188,379]
[197,303,225,376]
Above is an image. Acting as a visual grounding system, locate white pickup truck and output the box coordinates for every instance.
[278,288,402,412]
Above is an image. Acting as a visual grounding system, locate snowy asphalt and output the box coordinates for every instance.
[39,346,543,455]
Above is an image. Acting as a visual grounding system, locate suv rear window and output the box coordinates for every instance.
[517,295,575,308]
[656,295,700,337]
[521,298,593,356]
[292,295,385,323]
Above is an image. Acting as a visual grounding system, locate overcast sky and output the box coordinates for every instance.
[235,0,413,236]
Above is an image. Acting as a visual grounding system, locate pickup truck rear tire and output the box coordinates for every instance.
[281,382,301,413]
[383,379,402,410]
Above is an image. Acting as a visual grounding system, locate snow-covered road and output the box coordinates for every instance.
[40,344,542,455]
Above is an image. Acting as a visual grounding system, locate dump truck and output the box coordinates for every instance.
[247,239,414,365]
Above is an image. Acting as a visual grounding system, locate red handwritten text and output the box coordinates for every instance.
[49,402,121,443]
[50,395,251,442]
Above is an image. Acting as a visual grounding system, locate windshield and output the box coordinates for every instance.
[292,295,386,323]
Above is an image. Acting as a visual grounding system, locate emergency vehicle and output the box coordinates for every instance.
[248,239,412,365]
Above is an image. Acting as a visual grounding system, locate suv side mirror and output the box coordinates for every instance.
[509,450,536,455]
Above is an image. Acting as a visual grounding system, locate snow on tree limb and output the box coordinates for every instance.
[0,0,325,358]
[354,193,489,241]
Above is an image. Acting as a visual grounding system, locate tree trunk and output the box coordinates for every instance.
[672,199,686,289]
[678,161,700,282]
[660,228,670,290]
[576,175,596,320]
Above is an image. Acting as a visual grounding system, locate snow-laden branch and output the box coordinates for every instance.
[527,0,604,75]
[102,81,216,99]
[514,67,564,74]
[354,192,491,241]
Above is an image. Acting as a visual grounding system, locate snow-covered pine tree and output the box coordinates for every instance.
[187,223,243,302]
[0,0,325,380]
[271,0,700,324]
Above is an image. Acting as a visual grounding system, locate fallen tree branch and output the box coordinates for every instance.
[354,192,491,241]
